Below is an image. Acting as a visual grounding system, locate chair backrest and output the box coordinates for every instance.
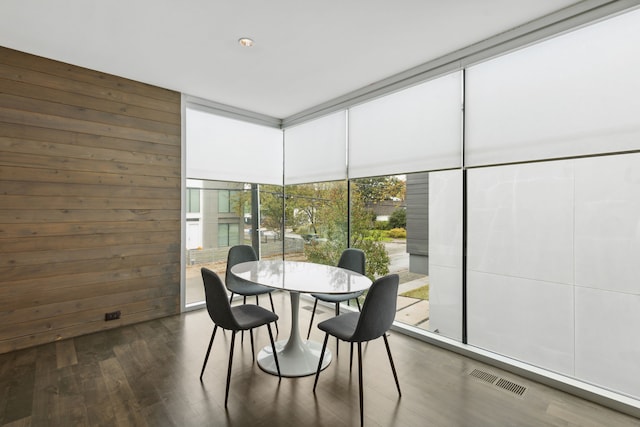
[201,267,240,330]
[225,245,258,291]
[350,274,399,342]
[337,248,366,275]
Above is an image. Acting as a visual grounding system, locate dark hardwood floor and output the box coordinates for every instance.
[1,291,638,427]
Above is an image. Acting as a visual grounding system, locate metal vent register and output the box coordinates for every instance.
[469,369,528,397]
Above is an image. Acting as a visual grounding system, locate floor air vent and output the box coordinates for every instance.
[469,369,498,384]
[495,378,527,396]
[469,369,528,398]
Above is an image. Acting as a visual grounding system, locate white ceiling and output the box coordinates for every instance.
[1,0,589,118]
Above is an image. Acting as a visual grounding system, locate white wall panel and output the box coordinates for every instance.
[466,8,640,166]
[348,71,462,178]
[574,153,640,294]
[467,161,574,285]
[467,271,575,375]
[284,111,347,184]
[575,287,640,399]
[186,108,283,185]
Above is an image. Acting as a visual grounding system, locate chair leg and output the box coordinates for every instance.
[349,342,354,372]
[200,325,218,380]
[306,299,318,339]
[383,334,401,397]
[357,342,364,427]
[255,295,259,305]
[229,292,235,304]
[225,331,237,408]
[356,297,362,311]
[313,333,329,392]
[335,303,340,357]
[241,296,247,344]
[267,324,281,378]
[249,329,255,362]
[268,293,279,335]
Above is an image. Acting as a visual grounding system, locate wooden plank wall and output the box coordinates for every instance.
[0,47,181,354]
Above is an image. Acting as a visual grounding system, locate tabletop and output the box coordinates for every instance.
[230,260,371,294]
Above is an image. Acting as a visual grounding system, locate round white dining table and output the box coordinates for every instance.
[230,260,372,377]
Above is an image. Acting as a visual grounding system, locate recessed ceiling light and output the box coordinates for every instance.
[238,37,254,47]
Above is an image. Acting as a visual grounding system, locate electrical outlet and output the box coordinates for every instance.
[105,310,121,321]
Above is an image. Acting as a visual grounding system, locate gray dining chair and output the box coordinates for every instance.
[305,248,366,352]
[200,267,281,408]
[313,273,401,427]
[226,244,278,333]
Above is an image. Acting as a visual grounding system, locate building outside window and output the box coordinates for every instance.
[187,188,200,214]
[217,223,240,247]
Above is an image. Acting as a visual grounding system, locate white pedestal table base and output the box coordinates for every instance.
[257,292,332,377]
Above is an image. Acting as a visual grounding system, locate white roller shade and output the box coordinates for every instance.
[466,8,640,166]
[348,71,462,178]
[186,108,283,185]
[284,111,347,184]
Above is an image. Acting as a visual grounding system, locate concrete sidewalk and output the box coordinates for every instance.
[396,276,430,328]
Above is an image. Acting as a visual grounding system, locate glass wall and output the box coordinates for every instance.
[258,184,285,260]
[464,8,640,401]
[283,180,348,262]
[347,172,463,339]
[185,180,251,305]
[184,105,284,306]
[350,174,423,325]
[345,70,464,336]
[184,179,285,305]
[466,154,640,399]
[426,170,463,341]
[183,6,640,404]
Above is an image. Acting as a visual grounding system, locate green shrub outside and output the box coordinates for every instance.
[388,208,406,229]
[387,228,407,238]
[374,220,389,230]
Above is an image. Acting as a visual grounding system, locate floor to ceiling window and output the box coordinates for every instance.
[346,69,464,339]
[283,180,348,262]
[258,184,285,260]
[183,6,640,406]
[464,8,640,400]
[184,104,283,307]
[348,171,462,339]
[184,180,253,305]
